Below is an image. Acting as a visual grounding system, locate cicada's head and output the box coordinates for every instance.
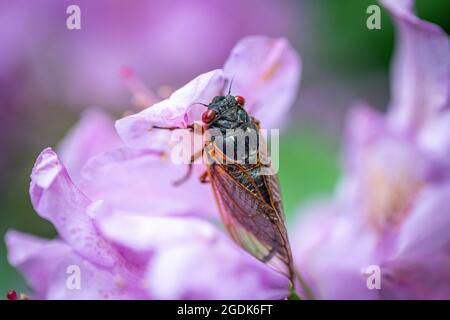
[202,95,249,129]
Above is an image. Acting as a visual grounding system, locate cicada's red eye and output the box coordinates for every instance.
[202,109,217,124]
[235,95,245,107]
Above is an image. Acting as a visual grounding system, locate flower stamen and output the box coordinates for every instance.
[120,65,158,109]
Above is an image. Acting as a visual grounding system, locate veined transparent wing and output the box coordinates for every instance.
[208,163,294,280]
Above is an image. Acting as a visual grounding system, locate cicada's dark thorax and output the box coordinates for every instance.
[206,95,272,206]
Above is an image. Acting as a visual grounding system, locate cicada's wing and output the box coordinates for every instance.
[209,164,293,279]
[260,166,286,222]
[253,130,286,221]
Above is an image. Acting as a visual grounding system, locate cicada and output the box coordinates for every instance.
[159,93,295,284]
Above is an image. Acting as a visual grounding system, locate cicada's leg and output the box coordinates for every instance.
[251,116,260,129]
[172,147,205,186]
[198,170,209,184]
[152,124,194,131]
[173,163,193,186]
[150,123,202,186]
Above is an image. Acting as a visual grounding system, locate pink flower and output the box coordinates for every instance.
[0,0,298,109]
[6,134,289,299]
[0,0,300,189]
[292,0,450,299]
[116,36,300,149]
[5,36,301,299]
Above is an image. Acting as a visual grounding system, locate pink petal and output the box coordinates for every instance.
[30,148,119,268]
[381,251,450,299]
[90,209,289,299]
[116,69,224,149]
[223,36,301,129]
[79,147,216,217]
[5,230,146,300]
[57,109,122,182]
[5,230,72,297]
[381,185,450,299]
[381,0,414,12]
[343,103,387,172]
[344,102,448,231]
[44,253,147,300]
[144,222,290,299]
[396,185,450,257]
[92,205,217,251]
[418,111,450,162]
[292,203,379,299]
[382,0,450,132]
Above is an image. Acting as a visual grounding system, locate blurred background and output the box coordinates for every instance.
[0,0,449,294]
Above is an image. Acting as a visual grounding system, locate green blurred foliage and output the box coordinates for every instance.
[315,0,449,76]
[314,0,394,75]
[416,0,450,34]
[279,128,340,219]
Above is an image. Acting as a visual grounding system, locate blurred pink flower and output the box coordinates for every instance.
[116,36,301,150]
[0,0,298,109]
[292,0,450,299]
[5,36,301,299]
[0,0,300,190]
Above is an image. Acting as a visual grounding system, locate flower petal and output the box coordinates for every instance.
[223,36,301,128]
[30,148,119,267]
[5,230,146,300]
[44,253,147,300]
[5,230,72,297]
[381,251,450,299]
[145,222,290,299]
[57,109,122,182]
[381,185,450,299]
[396,184,450,257]
[343,103,387,172]
[89,207,290,299]
[292,202,379,299]
[92,203,217,251]
[79,147,216,217]
[342,103,448,230]
[417,111,450,163]
[116,69,224,149]
[382,0,450,131]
